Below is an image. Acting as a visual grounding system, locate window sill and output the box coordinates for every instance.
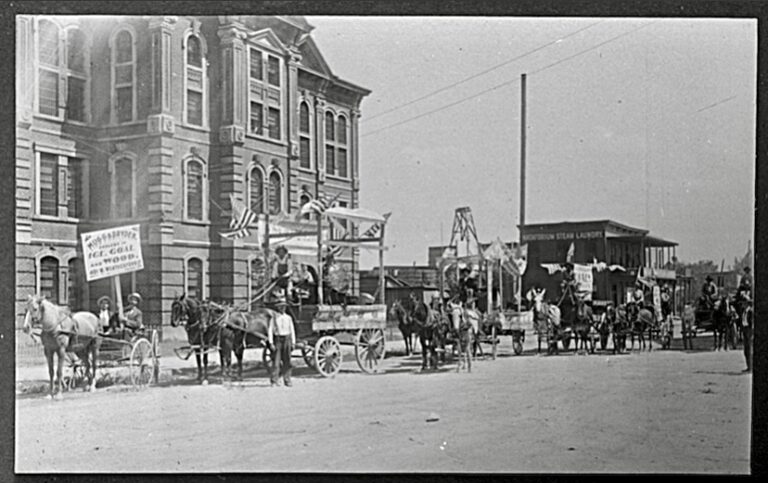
[181,219,211,226]
[326,174,351,183]
[31,215,76,223]
[180,123,210,133]
[33,113,64,123]
[245,132,286,146]
[296,167,316,175]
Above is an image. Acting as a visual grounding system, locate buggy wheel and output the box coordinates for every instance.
[129,338,154,388]
[354,328,386,374]
[314,336,342,378]
[301,344,315,369]
[150,329,160,382]
[491,325,498,359]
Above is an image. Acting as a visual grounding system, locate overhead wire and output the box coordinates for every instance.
[362,19,604,124]
[361,20,656,139]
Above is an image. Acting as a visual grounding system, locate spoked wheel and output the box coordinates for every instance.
[129,338,155,388]
[491,325,498,359]
[354,328,386,374]
[314,336,342,378]
[301,344,316,369]
[150,329,160,382]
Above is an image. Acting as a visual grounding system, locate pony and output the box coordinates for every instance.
[681,304,696,350]
[612,305,631,354]
[407,292,440,371]
[446,302,476,372]
[530,289,561,354]
[170,294,234,384]
[571,297,595,354]
[390,298,416,356]
[628,304,655,351]
[22,294,101,399]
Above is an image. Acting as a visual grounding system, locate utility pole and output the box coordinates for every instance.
[518,73,527,312]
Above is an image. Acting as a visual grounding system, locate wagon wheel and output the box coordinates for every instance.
[150,329,160,383]
[491,325,498,359]
[301,344,316,369]
[354,328,386,374]
[314,335,342,378]
[513,330,524,355]
[129,338,155,388]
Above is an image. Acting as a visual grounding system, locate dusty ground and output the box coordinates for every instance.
[15,334,751,474]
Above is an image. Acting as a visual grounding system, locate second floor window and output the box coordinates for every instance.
[186,257,204,300]
[185,34,205,127]
[249,167,264,215]
[114,157,133,218]
[324,112,349,178]
[40,256,59,304]
[37,153,86,219]
[112,29,135,123]
[299,102,312,169]
[65,28,87,122]
[39,153,58,216]
[37,19,59,117]
[269,171,281,215]
[185,159,205,221]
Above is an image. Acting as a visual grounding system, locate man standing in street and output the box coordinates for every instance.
[268,298,296,387]
[741,296,753,373]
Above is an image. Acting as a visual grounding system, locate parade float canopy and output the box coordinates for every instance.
[324,207,388,224]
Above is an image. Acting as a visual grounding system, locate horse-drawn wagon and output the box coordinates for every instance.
[480,308,534,357]
[170,206,391,380]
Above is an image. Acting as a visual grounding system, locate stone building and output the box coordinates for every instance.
[14,15,369,333]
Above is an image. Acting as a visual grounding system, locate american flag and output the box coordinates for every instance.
[220,194,257,239]
[361,212,391,238]
[300,192,342,217]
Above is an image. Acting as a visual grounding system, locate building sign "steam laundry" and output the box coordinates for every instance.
[522,230,603,242]
[80,224,144,281]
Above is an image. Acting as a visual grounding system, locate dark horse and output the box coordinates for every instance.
[22,294,101,398]
[407,293,440,371]
[390,298,416,356]
[712,296,735,351]
[213,304,276,380]
[170,294,235,384]
[612,305,631,354]
[571,297,595,354]
[628,303,655,351]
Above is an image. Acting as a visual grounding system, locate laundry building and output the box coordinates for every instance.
[15,15,369,334]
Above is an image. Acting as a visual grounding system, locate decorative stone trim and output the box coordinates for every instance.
[147,114,175,135]
[219,125,245,145]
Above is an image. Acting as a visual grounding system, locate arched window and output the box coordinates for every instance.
[269,171,282,215]
[325,112,336,176]
[186,257,204,301]
[299,102,312,170]
[185,159,205,221]
[248,167,264,215]
[40,256,59,303]
[65,28,88,122]
[337,116,348,178]
[299,193,312,221]
[37,19,60,116]
[112,29,135,123]
[185,34,205,126]
[67,258,83,309]
[113,157,133,218]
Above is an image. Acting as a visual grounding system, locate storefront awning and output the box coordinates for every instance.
[324,207,388,224]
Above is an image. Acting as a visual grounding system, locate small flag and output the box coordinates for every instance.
[361,212,392,238]
[300,192,342,217]
[566,242,575,263]
[220,194,257,239]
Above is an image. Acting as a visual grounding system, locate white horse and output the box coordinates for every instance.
[22,294,101,399]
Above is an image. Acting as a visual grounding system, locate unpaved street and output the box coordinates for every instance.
[16,342,751,473]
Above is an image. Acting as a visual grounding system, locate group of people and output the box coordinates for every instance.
[96,292,143,335]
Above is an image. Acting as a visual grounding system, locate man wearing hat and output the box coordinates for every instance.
[97,295,116,333]
[111,292,143,333]
[267,297,296,387]
[701,275,718,309]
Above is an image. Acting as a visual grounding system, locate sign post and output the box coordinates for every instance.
[81,224,144,321]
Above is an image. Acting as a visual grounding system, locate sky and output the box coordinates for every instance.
[306,16,756,269]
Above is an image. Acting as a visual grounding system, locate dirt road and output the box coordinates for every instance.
[15,341,751,473]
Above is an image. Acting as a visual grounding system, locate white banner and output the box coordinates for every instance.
[652,285,663,322]
[81,224,144,281]
[573,263,593,300]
